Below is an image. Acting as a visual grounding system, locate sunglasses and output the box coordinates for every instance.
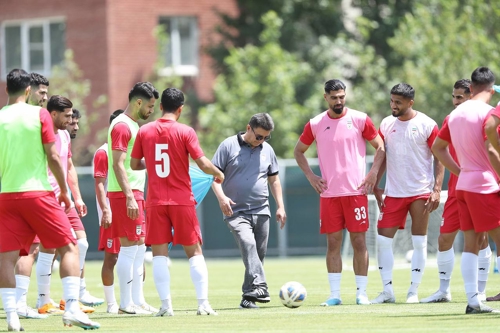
[251,127,271,141]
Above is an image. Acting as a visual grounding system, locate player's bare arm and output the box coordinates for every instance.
[485,140,500,179]
[373,157,387,208]
[112,149,138,220]
[211,182,235,217]
[358,134,386,195]
[94,176,112,228]
[194,156,225,184]
[425,155,444,213]
[431,137,460,176]
[294,140,327,194]
[485,114,500,155]
[269,174,287,229]
[68,156,87,217]
[43,142,71,212]
[130,157,146,171]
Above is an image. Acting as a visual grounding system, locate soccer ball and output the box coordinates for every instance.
[279,281,307,308]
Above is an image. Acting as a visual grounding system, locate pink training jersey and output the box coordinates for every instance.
[442,116,458,198]
[379,111,438,197]
[47,129,72,198]
[299,108,378,197]
[438,99,498,194]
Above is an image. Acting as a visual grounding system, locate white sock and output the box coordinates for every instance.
[327,273,342,299]
[1,288,19,326]
[103,285,116,305]
[437,248,454,293]
[377,235,394,294]
[478,245,492,293]
[77,238,89,297]
[461,252,479,306]
[355,275,367,297]
[132,244,146,306]
[36,252,55,305]
[409,235,427,294]
[15,275,30,308]
[189,255,208,306]
[116,245,138,309]
[153,256,171,303]
[62,276,80,313]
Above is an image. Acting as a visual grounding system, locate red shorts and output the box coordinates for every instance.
[378,194,430,229]
[98,225,120,254]
[440,196,460,233]
[109,197,145,241]
[456,190,500,232]
[0,192,76,254]
[145,205,202,246]
[319,195,369,234]
[67,207,85,231]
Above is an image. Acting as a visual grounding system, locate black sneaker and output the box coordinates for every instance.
[465,303,500,314]
[239,299,259,309]
[243,288,270,303]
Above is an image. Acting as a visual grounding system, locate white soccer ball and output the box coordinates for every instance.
[406,249,414,263]
[279,281,307,308]
[144,251,153,264]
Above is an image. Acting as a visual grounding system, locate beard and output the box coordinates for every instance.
[332,105,344,114]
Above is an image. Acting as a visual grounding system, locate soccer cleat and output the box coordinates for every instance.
[486,292,500,302]
[118,305,151,315]
[243,288,270,303]
[197,304,218,316]
[139,303,159,314]
[59,300,95,314]
[79,291,104,307]
[370,291,396,304]
[406,292,419,304]
[478,292,486,302]
[36,297,58,309]
[320,298,342,306]
[356,295,371,305]
[7,319,23,332]
[17,305,49,319]
[106,303,119,314]
[465,302,500,314]
[155,307,174,317]
[420,290,451,303]
[38,302,64,315]
[62,310,101,330]
[239,299,259,309]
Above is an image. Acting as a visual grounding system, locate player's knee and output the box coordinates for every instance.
[77,238,89,254]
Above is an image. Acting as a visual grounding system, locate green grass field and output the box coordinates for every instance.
[8,256,500,332]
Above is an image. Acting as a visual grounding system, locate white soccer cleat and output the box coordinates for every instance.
[420,290,451,303]
[370,291,395,304]
[406,292,419,304]
[155,307,174,317]
[62,310,100,330]
[17,305,48,319]
[466,302,500,314]
[79,291,104,307]
[356,295,371,305]
[320,298,342,306]
[7,318,23,332]
[197,304,218,316]
[118,304,151,315]
[106,303,119,314]
[139,303,159,314]
[478,292,486,302]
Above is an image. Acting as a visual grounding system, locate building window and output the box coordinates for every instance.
[158,17,198,77]
[1,18,65,78]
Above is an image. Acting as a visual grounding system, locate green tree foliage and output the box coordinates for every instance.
[388,0,500,125]
[199,11,321,158]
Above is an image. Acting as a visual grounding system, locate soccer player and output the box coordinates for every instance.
[371,83,444,304]
[94,109,124,314]
[294,79,386,306]
[130,87,224,316]
[212,113,286,309]
[28,72,49,107]
[432,67,500,314]
[421,79,492,303]
[108,82,159,315]
[0,68,100,331]
[67,108,81,139]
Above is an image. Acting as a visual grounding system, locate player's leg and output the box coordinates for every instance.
[407,198,430,303]
[36,244,61,314]
[132,237,157,313]
[0,250,24,331]
[99,224,120,313]
[477,233,491,301]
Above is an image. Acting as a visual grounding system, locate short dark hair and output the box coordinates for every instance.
[324,79,346,94]
[47,95,73,112]
[249,113,274,131]
[110,109,124,124]
[128,82,159,102]
[30,72,49,87]
[471,67,495,90]
[390,83,415,99]
[161,88,184,113]
[6,69,31,95]
[71,108,81,119]
[454,79,471,94]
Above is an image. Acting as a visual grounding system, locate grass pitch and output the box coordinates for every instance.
[8,256,500,332]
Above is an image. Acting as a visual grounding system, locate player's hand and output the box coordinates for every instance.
[424,191,440,213]
[307,174,328,194]
[126,196,139,220]
[276,208,287,229]
[357,171,377,194]
[58,191,72,214]
[373,187,385,209]
[102,207,112,229]
[214,171,225,184]
[75,199,87,217]
[218,196,235,216]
